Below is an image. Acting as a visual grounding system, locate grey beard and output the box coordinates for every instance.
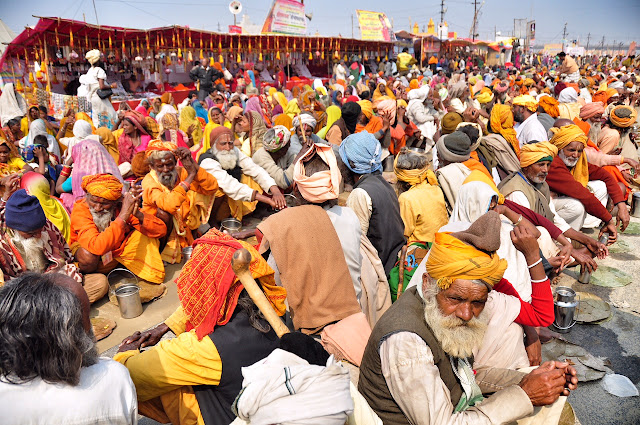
[423,292,489,359]
[559,150,579,168]
[213,146,239,170]
[588,121,601,143]
[90,208,115,233]
[12,232,47,273]
[158,169,179,189]
[81,327,99,368]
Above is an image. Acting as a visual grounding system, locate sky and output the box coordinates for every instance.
[2,0,639,47]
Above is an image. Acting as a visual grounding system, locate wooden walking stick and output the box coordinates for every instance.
[396,245,409,298]
[231,248,290,338]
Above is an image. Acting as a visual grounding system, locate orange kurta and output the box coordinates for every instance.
[142,167,218,263]
[355,116,383,134]
[70,198,168,283]
[70,198,167,256]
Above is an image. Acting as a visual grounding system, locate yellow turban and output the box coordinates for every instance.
[396,99,408,109]
[610,105,638,129]
[475,87,494,104]
[490,104,520,155]
[145,139,178,158]
[82,174,123,201]
[520,141,558,168]
[358,100,373,119]
[394,155,439,186]
[523,78,535,87]
[549,124,589,187]
[513,95,538,112]
[426,231,507,290]
[463,170,504,204]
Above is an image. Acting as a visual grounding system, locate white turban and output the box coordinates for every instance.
[85,49,101,65]
[293,113,317,130]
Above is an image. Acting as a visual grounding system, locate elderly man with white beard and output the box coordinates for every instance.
[545,122,630,244]
[199,126,286,224]
[358,211,578,425]
[0,175,108,302]
[142,141,218,264]
[71,173,167,285]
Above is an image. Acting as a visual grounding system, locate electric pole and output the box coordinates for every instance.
[471,0,479,41]
[613,40,616,56]
[351,14,354,38]
[561,22,567,48]
[600,36,605,55]
[440,0,445,25]
[586,33,591,53]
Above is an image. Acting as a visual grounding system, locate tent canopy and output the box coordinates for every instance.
[1,17,395,68]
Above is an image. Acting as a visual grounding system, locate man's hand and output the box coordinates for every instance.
[381,110,392,132]
[584,237,608,259]
[624,158,639,174]
[571,248,598,273]
[270,186,286,210]
[556,244,573,271]
[519,361,577,406]
[118,192,137,222]
[600,220,618,245]
[1,174,21,201]
[510,224,541,262]
[129,185,144,221]
[176,148,198,176]
[616,202,630,233]
[119,323,170,351]
[523,326,541,366]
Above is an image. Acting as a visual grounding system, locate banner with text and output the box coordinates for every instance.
[356,10,395,42]
[261,0,307,36]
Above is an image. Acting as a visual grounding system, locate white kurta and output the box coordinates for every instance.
[200,148,276,202]
[515,114,548,146]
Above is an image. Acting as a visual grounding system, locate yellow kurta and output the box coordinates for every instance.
[398,180,449,243]
[114,326,221,425]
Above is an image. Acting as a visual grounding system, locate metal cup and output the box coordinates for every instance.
[631,192,640,218]
[578,265,591,284]
[221,218,242,234]
[115,284,143,319]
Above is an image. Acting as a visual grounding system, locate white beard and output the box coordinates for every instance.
[90,208,115,233]
[213,146,239,170]
[423,294,489,359]
[11,232,48,273]
[559,150,579,168]
[588,121,602,144]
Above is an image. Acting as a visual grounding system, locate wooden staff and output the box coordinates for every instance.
[231,248,290,338]
[397,245,409,297]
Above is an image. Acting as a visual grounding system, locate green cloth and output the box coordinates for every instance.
[388,242,430,302]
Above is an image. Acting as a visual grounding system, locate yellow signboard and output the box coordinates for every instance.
[356,10,395,42]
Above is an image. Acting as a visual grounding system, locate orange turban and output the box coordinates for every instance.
[610,105,638,129]
[490,104,520,155]
[513,95,538,112]
[82,174,123,201]
[549,124,589,187]
[592,88,618,104]
[538,96,559,118]
[145,139,178,158]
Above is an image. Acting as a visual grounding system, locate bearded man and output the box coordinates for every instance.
[499,142,606,273]
[199,126,285,224]
[513,95,547,145]
[358,211,578,425]
[0,175,108,302]
[251,125,298,190]
[70,173,167,284]
[546,122,629,243]
[142,141,219,263]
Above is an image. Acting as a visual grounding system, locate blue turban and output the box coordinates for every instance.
[339,131,382,174]
[5,189,47,232]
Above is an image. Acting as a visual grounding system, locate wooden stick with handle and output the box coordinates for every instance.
[231,248,290,338]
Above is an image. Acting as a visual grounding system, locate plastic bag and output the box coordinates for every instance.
[601,374,639,397]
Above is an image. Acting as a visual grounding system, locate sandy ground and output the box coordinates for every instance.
[96,214,640,425]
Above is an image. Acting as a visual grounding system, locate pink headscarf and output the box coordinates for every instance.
[135,105,149,117]
[60,139,123,211]
[376,99,397,123]
[294,143,341,203]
